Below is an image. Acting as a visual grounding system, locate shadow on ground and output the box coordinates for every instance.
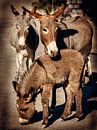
[26,72,97,127]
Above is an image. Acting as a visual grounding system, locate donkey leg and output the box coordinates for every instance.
[75,88,83,120]
[26,52,35,70]
[26,57,32,70]
[61,84,74,120]
[16,53,23,81]
[87,56,92,76]
[15,54,20,81]
[41,84,52,128]
[83,57,91,84]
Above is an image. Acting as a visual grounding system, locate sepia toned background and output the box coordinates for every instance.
[0,0,97,130]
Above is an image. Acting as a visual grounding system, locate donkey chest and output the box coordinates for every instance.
[48,65,70,84]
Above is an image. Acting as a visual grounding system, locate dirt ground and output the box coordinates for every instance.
[0,1,97,130]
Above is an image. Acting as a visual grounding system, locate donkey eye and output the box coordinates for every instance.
[16,26,20,30]
[26,26,29,31]
[42,28,48,34]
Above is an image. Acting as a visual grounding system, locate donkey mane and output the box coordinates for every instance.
[18,54,54,95]
[18,57,47,91]
[19,61,36,86]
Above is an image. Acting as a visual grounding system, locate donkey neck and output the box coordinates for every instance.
[20,60,47,93]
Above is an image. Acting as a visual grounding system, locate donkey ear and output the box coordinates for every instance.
[23,10,26,16]
[12,81,19,93]
[11,5,20,16]
[53,6,66,18]
[22,6,42,19]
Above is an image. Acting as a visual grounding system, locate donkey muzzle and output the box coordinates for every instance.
[47,41,58,57]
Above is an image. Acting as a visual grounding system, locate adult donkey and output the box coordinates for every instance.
[22,6,93,61]
[56,16,95,75]
[22,6,66,58]
[10,5,39,81]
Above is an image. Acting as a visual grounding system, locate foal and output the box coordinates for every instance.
[10,5,39,81]
[12,49,84,128]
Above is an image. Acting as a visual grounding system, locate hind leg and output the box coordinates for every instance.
[61,84,74,120]
[75,88,83,120]
[87,56,92,76]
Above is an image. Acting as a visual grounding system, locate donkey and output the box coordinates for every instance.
[22,6,66,58]
[21,6,94,60]
[21,6,94,109]
[12,49,84,128]
[56,16,94,75]
[10,5,39,81]
[21,6,95,81]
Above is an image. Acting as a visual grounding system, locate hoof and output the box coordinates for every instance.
[60,115,69,121]
[19,117,29,125]
[59,117,66,122]
[42,124,47,128]
[75,113,84,121]
[60,111,76,121]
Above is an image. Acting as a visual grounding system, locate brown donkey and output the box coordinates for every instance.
[12,49,84,128]
[22,6,66,58]
[21,6,94,81]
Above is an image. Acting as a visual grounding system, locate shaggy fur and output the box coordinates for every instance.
[13,49,84,127]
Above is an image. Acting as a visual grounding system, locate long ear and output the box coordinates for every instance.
[22,6,42,19]
[11,5,20,16]
[22,5,37,19]
[45,8,50,15]
[12,81,19,93]
[53,6,66,18]
[23,10,26,16]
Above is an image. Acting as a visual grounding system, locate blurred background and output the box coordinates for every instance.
[0,0,97,24]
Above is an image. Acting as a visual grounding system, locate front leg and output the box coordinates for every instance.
[15,52,23,81]
[41,84,53,128]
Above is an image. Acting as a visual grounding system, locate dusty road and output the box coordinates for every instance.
[0,1,97,130]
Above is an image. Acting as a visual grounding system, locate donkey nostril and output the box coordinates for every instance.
[20,108,28,112]
[51,50,53,54]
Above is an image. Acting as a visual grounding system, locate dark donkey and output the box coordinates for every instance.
[12,49,84,128]
[10,5,39,81]
[57,16,93,74]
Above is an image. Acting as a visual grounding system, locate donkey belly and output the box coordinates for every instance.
[55,76,68,84]
[54,70,69,84]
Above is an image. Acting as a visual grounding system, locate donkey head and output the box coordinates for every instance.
[11,5,36,49]
[22,6,65,57]
[12,81,36,124]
